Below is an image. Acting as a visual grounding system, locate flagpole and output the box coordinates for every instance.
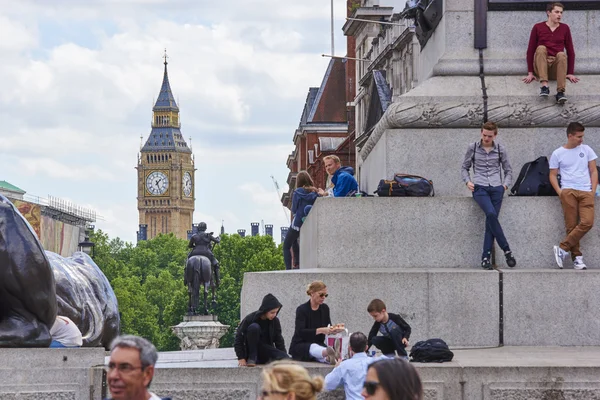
[331,0,335,56]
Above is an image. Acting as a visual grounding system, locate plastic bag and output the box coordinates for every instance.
[326,328,350,360]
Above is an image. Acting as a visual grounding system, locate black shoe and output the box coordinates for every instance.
[504,251,517,268]
[539,86,550,97]
[247,359,256,367]
[481,258,492,270]
[556,91,567,104]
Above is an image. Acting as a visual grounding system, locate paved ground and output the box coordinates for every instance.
[151,346,600,369]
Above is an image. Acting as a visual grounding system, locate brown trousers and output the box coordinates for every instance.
[534,45,567,92]
[559,189,595,258]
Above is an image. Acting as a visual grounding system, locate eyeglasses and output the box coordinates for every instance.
[363,381,381,396]
[260,390,288,398]
[104,362,144,374]
[318,293,329,298]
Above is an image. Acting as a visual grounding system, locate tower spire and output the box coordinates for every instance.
[153,49,178,111]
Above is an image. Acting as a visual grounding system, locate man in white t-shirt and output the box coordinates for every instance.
[49,316,83,348]
[549,122,598,269]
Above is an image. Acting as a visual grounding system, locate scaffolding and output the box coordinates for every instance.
[22,194,99,226]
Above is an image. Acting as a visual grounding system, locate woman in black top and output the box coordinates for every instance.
[289,281,341,364]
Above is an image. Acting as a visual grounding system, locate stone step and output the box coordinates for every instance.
[240,268,600,348]
[149,347,600,400]
[299,197,600,269]
[360,123,600,198]
[0,348,105,399]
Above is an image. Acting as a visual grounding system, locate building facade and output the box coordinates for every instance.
[282,0,359,208]
[137,57,195,240]
[343,1,419,157]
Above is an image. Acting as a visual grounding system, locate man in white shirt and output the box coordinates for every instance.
[49,316,83,348]
[324,332,385,400]
[549,122,598,270]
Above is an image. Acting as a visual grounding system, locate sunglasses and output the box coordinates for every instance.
[318,293,329,298]
[363,381,380,396]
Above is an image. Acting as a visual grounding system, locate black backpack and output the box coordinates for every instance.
[510,156,557,196]
[393,174,435,197]
[409,338,454,363]
[374,180,405,196]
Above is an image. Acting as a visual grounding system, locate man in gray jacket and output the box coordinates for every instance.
[461,121,517,270]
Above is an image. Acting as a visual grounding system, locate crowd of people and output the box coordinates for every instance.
[232,281,421,399]
[101,283,422,400]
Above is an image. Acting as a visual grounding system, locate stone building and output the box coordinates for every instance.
[136,56,195,240]
[282,0,358,208]
[343,1,419,164]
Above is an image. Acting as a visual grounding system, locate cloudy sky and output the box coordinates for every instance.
[0,0,351,243]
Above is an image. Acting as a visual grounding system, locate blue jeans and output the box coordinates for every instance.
[473,185,510,259]
[50,341,79,348]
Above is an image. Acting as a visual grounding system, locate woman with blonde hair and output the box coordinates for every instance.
[288,281,342,364]
[259,361,324,400]
[283,171,319,270]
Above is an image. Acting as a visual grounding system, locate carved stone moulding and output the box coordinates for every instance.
[360,99,600,160]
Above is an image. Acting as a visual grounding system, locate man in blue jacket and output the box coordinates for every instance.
[318,155,358,197]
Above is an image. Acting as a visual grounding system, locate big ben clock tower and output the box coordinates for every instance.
[137,52,195,240]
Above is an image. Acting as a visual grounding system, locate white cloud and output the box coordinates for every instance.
[0,0,348,243]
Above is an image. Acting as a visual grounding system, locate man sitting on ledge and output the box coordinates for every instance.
[317,155,358,198]
[522,1,578,104]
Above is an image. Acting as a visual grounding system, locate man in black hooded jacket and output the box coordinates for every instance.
[234,293,289,366]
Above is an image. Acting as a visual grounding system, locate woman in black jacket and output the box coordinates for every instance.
[234,293,289,367]
[289,281,341,364]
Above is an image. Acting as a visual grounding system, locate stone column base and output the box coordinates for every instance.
[171,315,230,350]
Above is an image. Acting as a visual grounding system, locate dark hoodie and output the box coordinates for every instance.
[291,187,318,229]
[234,294,286,360]
[332,166,358,197]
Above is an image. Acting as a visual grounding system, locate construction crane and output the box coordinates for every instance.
[271,175,290,224]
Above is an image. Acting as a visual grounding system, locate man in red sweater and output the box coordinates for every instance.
[523,2,579,104]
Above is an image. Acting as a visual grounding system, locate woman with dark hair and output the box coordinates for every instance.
[283,171,319,270]
[362,358,423,400]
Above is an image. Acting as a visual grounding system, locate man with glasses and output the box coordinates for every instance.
[105,335,171,400]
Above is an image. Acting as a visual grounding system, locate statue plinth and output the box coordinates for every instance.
[171,315,229,351]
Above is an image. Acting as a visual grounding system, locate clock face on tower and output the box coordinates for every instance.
[146,171,169,195]
[182,171,192,197]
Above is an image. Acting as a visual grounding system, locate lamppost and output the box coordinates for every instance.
[78,224,96,257]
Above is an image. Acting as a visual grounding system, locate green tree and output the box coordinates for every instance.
[214,234,284,346]
[90,230,284,350]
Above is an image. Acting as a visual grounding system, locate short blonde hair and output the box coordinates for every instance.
[306,281,326,296]
[261,362,324,400]
[323,155,340,165]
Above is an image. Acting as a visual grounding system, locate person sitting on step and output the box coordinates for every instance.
[324,332,387,400]
[234,293,290,367]
[289,281,343,365]
[522,1,578,104]
[317,155,358,198]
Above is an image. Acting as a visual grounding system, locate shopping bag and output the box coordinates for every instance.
[325,328,349,360]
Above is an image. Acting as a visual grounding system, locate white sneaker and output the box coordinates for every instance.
[573,256,587,270]
[553,245,568,269]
